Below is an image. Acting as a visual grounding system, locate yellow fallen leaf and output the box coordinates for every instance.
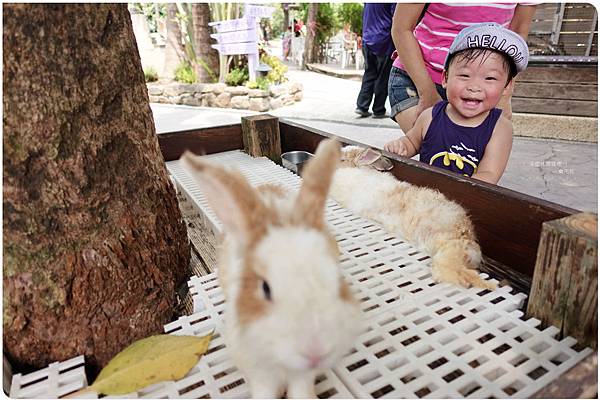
[85,332,212,396]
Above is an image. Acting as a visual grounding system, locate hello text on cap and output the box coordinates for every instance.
[445,22,529,73]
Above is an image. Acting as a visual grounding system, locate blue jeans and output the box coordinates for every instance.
[388,66,447,121]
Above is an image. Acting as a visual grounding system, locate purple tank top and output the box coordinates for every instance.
[420,101,502,177]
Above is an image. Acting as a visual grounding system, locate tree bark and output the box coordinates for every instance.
[302,3,319,69]
[282,3,290,34]
[3,4,190,374]
[163,3,185,78]
[192,3,219,83]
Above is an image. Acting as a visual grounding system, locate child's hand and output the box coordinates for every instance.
[384,138,408,156]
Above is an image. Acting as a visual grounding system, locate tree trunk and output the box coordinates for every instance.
[192,3,219,83]
[282,3,290,34]
[163,3,185,78]
[302,3,319,69]
[3,4,190,374]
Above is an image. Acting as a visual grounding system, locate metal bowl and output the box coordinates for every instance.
[281,151,314,175]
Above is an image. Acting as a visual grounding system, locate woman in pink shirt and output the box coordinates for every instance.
[388,3,536,133]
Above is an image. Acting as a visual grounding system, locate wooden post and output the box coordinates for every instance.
[241,114,282,164]
[527,213,598,350]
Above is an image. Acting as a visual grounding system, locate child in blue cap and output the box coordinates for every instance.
[384,22,529,184]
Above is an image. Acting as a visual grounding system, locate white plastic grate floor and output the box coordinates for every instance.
[168,151,592,399]
[9,355,88,398]
[10,151,592,399]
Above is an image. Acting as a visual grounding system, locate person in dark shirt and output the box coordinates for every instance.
[355,3,396,118]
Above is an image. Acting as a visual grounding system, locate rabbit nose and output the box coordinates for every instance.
[301,346,332,369]
[303,352,322,369]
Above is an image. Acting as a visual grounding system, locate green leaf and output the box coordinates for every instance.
[90,332,213,395]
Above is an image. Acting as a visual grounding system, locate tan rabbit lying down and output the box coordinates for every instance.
[332,146,496,290]
[180,140,362,399]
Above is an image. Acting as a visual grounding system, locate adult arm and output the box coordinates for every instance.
[472,116,513,184]
[510,4,537,39]
[392,4,442,122]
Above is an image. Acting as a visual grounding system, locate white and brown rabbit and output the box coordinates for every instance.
[332,146,496,290]
[180,140,362,398]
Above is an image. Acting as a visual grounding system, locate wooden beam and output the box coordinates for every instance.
[241,114,282,164]
[512,82,598,101]
[586,9,598,56]
[550,3,565,46]
[517,66,597,84]
[511,98,598,117]
[527,213,598,350]
[157,124,243,161]
[278,119,578,282]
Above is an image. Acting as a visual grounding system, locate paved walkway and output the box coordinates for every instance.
[151,60,597,213]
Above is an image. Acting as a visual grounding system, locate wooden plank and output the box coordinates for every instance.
[513,82,598,101]
[157,124,243,161]
[211,28,257,44]
[279,119,578,280]
[561,19,597,32]
[241,114,282,164]
[559,32,599,44]
[512,97,598,117]
[211,42,258,56]
[533,353,598,398]
[563,3,597,20]
[516,66,597,84]
[527,213,598,350]
[529,19,555,34]
[244,4,275,18]
[532,3,560,21]
[209,17,255,33]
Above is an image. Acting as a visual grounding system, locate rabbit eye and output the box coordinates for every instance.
[262,280,272,301]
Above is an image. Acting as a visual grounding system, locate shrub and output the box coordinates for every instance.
[299,3,338,44]
[261,54,288,85]
[174,62,196,84]
[144,67,159,82]
[225,67,249,86]
[246,77,269,91]
[337,3,363,35]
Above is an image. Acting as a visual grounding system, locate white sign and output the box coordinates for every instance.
[209,17,255,34]
[210,6,274,81]
[211,28,257,44]
[211,42,258,56]
[244,5,275,18]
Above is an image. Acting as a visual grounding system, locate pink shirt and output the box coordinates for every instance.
[393,3,518,84]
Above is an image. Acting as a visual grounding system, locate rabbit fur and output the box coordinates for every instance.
[180,140,362,398]
[333,146,495,290]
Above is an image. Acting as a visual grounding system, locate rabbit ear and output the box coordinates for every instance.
[180,151,266,246]
[293,139,341,229]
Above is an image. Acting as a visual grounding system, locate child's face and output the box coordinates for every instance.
[442,51,513,119]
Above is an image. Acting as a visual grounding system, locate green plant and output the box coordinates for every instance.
[260,54,288,85]
[299,3,338,44]
[130,3,166,33]
[144,67,159,82]
[337,3,363,35]
[246,77,269,91]
[225,67,249,86]
[174,61,196,84]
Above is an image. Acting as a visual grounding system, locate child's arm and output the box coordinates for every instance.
[384,108,431,157]
[472,116,513,184]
